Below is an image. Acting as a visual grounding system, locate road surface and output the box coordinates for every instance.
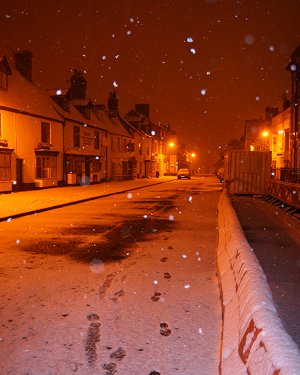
[232,195,300,350]
[0,176,222,375]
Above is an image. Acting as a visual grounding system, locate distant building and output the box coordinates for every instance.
[286,43,300,173]
[270,107,291,178]
[125,104,168,178]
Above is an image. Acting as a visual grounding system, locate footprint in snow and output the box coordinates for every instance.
[110,347,126,361]
[164,272,171,279]
[160,257,168,262]
[160,322,171,336]
[151,292,161,302]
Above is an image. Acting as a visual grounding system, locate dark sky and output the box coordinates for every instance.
[1,0,300,163]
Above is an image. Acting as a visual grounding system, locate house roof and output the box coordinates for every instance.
[0,55,63,123]
[107,115,133,138]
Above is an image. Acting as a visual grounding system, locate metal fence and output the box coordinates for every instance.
[271,168,300,184]
[267,179,300,209]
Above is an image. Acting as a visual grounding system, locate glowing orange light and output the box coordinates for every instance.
[261,130,269,138]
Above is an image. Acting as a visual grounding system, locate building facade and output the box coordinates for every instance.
[0,51,64,192]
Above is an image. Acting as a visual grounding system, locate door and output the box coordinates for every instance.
[15,158,23,191]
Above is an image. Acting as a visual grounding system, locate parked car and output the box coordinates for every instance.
[177,168,191,179]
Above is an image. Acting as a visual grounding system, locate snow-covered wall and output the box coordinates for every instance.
[217,189,300,375]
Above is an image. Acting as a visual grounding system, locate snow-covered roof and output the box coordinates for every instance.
[72,98,92,106]
[0,56,63,123]
[106,115,133,138]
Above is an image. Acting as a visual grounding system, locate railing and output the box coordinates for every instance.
[267,179,300,209]
[272,168,300,184]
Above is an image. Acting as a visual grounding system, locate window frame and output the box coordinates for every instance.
[73,125,80,147]
[36,155,57,179]
[0,153,11,181]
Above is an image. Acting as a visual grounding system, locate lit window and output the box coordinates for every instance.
[36,155,57,178]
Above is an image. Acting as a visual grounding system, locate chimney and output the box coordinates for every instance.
[15,50,33,82]
[135,103,150,118]
[70,69,87,99]
[108,90,118,116]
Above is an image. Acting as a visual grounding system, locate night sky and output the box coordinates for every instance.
[1,0,300,165]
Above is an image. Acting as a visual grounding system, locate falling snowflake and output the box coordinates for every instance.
[56,89,62,95]
[16,239,21,245]
[244,34,255,45]
[290,64,297,72]
[255,96,260,101]
[190,48,196,54]
[113,80,118,88]
[269,45,275,52]
[201,89,207,96]
[153,280,158,285]
[126,30,132,36]
[184,284,191,289]
[182,254,187,259]
[186,37,194,43]
[168,215,174,221]
[151,130,156,136]
[127,193,133,199]
[198,328,204,335]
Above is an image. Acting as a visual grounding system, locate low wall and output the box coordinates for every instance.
[218,189,300,374]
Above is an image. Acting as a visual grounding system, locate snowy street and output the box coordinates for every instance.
[0,176,222,375]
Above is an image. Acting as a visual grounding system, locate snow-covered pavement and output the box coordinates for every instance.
[0,177,174,221]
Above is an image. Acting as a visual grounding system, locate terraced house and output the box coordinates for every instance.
[0,50,64,192]
[0,48,177,193]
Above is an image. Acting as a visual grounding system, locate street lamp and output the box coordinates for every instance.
[261,130,270,151]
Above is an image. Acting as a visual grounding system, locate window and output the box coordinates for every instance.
[94,130,100,149]
[73,126,80,147]
[91,160,101,172]
[124,138,127,152]
[0,72,8,90]
[0,113,2,138]
[36,155,57,178]
[117,137,121,151]
[41,122,50,143]
[284,130,290,152]
[0,153,11,180]
[111,137,114,151]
